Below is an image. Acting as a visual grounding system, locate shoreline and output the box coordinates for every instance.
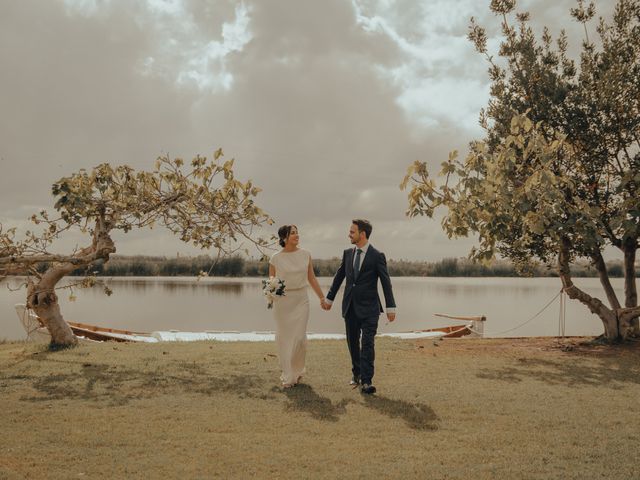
[1,334,633,351]
[0,277,616,341]
[1,333,602,345]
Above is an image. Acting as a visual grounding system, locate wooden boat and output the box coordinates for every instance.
[418,324,473,338]
[15,304,486,343]
[416,313,487,338]
[15,305,155,343]
[66,322,155,343]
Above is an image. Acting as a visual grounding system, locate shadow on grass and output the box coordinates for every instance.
[362,395,438,431]
[476,356,640,388]
[280,383,354,422]
[18,361,270,406]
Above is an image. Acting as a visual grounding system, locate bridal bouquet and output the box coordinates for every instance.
[262,276,286,309]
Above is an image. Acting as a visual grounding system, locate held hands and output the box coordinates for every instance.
[320,298,331,311]
[386,312,396,322]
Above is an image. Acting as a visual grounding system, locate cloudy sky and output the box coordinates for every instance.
[0,0,614,260]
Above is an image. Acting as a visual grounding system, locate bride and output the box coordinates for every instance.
[269,225,326,388]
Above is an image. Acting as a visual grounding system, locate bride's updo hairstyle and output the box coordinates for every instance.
[278,225,297,247]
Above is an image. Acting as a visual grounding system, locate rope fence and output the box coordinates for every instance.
[468,289,564,337]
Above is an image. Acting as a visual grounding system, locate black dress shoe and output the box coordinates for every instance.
[361,383,376,395]
[349,375,360,386]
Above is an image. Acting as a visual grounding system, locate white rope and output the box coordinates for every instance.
[468,289,563,337]
[18,306,45,340]
[558,289,566,338]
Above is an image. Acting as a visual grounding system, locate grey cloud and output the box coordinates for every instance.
[0,1,200,206]
[0,0,620,260]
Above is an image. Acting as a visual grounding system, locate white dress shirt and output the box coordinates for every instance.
[353,242,369,271]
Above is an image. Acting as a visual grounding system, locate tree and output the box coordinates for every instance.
[0,150,273,347]
[401,0,640,341]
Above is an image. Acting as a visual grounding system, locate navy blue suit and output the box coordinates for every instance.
[326,245,396,384]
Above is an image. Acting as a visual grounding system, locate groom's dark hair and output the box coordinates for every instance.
[352,219,372,239]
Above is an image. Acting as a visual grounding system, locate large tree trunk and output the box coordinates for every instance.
[25,218,115,348]
[591,250,621,310]
[623,238,639,335]
[27,270,78,347]
[558,238,620,341]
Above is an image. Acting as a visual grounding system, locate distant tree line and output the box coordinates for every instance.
[27,254,635,278]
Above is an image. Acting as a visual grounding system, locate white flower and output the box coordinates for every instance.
[262,276,286,309]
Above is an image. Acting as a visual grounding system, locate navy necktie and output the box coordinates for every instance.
[353,248,363,280]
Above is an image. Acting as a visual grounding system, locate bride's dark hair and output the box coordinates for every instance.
[278,225,297,247]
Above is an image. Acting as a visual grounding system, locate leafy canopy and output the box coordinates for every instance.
[1,150,273,275]
[402,0,640,271]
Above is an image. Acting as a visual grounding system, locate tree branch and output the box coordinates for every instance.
[0,254,90,267]
[619,306,640,324]
[558,237,615,321]
[623,237,638,308]
[590,249,621,310]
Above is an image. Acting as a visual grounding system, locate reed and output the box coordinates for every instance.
[26,255,633,278]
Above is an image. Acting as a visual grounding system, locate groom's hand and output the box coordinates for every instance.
[386,312,396,322]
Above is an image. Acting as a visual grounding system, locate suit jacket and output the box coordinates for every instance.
[326,245,396,319]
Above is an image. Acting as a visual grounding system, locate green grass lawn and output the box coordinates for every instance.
[1,337,639,479]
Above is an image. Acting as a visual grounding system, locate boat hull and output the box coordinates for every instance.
[418,324,473,338]
[16,304,479,343]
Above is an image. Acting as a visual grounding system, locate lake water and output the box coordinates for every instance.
[0,276,613,341]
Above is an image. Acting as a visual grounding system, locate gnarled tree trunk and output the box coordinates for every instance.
[591,250,621,311]
[27,273,77,347]
[559,238,618,341]
[622,238,639,335]
[26,218,115,347]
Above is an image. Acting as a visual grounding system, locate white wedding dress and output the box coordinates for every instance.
[269,248,310,385]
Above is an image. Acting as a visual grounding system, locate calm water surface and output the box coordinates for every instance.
[0,276,610,341]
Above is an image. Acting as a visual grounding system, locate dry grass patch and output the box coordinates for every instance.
[1,337,639,479]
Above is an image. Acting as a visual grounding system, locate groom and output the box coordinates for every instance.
[322,219,396,394]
